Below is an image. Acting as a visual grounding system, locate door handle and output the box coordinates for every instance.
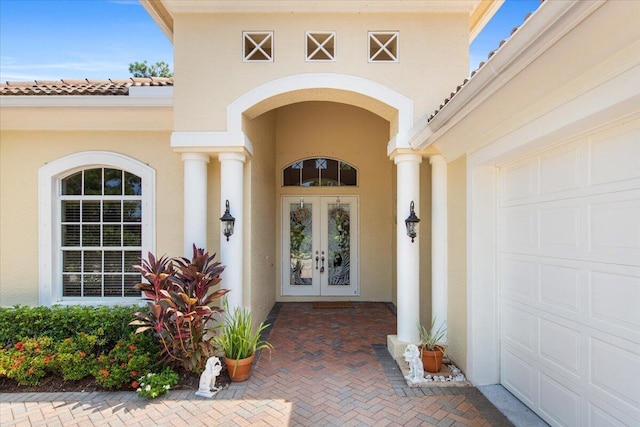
[320,251,325,273]
[315,251,319,270]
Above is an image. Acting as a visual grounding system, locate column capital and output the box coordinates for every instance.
[429,154,447,165]
[171,131,254,156]
[181,153,210,163]
[390,149,423,165]
[218,152,247,163]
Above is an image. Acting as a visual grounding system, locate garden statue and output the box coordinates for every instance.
[195,356,222,398]
[403,344,424,383]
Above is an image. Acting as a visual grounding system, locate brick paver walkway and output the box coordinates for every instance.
[0,302,512,426]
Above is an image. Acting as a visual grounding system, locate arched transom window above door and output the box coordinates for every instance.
[283,158,358,187]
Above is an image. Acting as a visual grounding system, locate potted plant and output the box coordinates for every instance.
[213,302,273,382]
[417,318,446,373]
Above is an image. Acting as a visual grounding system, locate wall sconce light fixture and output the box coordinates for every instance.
[405,201,420,243]
[220,200,235,241]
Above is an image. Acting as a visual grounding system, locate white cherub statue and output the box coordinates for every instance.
[403,344,424,383]
[195,356,222,398]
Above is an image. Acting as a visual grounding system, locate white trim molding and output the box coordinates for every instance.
[38,151,156,306]
[172,73,414,157]
[0,92,173,108]
[228,73,414,149]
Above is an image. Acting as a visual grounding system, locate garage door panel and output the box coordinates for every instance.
[499,127,640,426]
[589,195,640,266]
[539,372,581,427]
[501,158,538,203]
[540,204,583,255]
[502,348,537,408]
[540,142,583,196]
[501,206,538,253]
[502,302,536,353]
[539,317,581,379]
[590,401,634,427]
[589,336,640,410]
[590,267,640,336]
[540,262,582,313]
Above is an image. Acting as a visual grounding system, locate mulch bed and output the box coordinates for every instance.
[0,367,231,394]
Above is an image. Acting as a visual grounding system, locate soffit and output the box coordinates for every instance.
[142,0,500,44]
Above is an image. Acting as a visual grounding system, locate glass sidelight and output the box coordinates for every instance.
[282,196,358,296]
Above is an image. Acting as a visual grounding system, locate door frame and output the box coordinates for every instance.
[280,195,359,297]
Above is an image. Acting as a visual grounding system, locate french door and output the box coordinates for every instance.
[282,196,359,296]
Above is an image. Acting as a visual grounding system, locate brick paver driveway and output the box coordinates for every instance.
[1,302,512,426]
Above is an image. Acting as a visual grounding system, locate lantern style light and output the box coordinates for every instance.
[405,201,420,243]
[220,200,235,241]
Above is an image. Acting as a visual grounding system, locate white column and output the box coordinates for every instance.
[219,152,246,310]
[430,154,448,342]
[395,153,422,343]
[182,153,210,257]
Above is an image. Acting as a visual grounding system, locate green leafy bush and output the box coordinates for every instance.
[2,337,56,386]
[54,333,98,381]
[0,306,165,389]
[92,334,154,389]
[0,305,142,352]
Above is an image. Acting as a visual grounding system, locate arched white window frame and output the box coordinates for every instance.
[38,151,155,306]
[282,157,359,187]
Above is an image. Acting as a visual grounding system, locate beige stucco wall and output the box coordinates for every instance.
[446,155,467,371]
[272,101,393,301]
[172,12,469,132]
[243,111,277,323]
[0,129,181,307]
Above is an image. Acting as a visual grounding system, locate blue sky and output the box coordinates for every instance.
[0,0,540,82]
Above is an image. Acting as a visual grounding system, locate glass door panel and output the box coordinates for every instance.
[321,197,358,296]
[282,196,358,297]
[289,202,313,287]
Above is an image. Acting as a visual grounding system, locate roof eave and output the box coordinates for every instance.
[412,0,606,154]
[141,0,501,48]
[139,0,174,43]
[469,0,504,43]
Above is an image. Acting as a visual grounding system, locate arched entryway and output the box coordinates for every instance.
[172,73,428,348]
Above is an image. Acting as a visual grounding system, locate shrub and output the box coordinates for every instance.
[54,333,98,381]
[0,306,164,389]
[92,333,154,390]
[131,245,229,372]
[0,305,143,352]
[2,337,56,386]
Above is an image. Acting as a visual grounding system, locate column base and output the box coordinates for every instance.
[387,334,416,359]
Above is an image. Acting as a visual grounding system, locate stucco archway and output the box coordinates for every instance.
[228,73,414,151]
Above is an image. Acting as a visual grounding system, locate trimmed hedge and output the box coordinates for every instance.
[0,305,144,352]
[0,305,164,389]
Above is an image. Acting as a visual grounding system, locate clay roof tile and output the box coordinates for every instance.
[427,2,544,123]
[0,77,174,96]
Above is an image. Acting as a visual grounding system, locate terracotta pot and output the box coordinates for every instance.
[224,354,255,382]
[420,347,444,373]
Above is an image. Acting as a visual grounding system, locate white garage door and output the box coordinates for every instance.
[498,124,640,426]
